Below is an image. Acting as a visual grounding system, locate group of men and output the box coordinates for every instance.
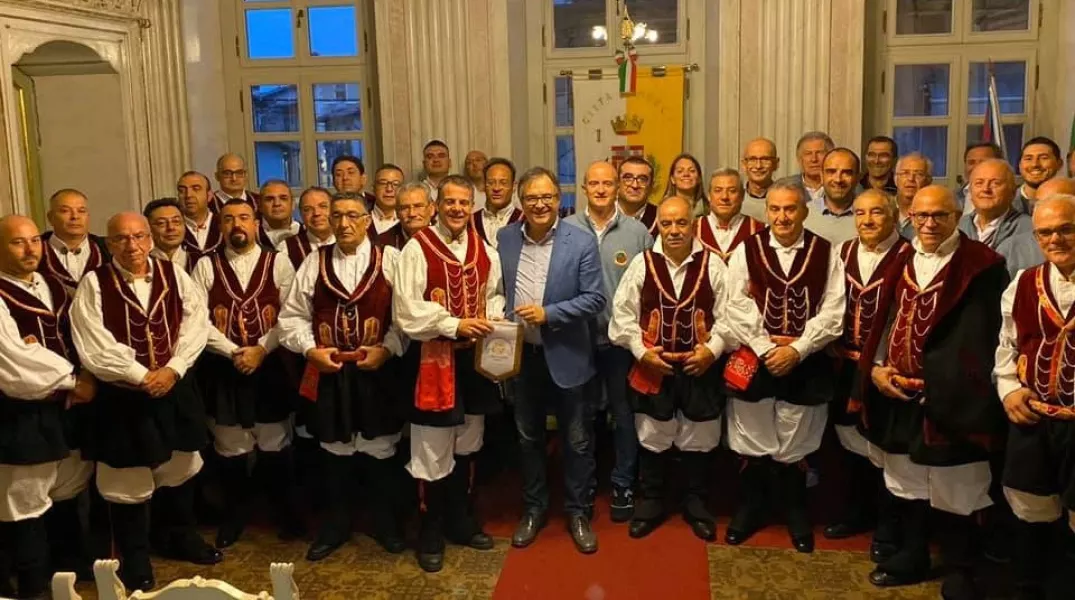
[2,131,1075,600]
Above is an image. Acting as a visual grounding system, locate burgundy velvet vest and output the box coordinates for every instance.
[414,227,491,319]
[38,233,105,290]
[373,223,408,250]
[0,275,75,364]
[95,259,182,370]
[743,229,831,338]
[886,259,950,378]
[836,237,912,360]
[1012,264,1075,414]
[284,231,315,270]
[310,245,393,352]
[695,215,763,263]
[638,250,715,355]
[206,249,280,347]
[472,207,524,246]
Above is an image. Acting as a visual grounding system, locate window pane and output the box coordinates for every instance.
[967,62,1025,116]
[972,0,1029,32]
[317,140,364,188]
[626,0,679,45]
[312,83,362,132]
[555,77,574,127]
[895,0,952,35]
[246,9,294,60]
[251,84,299,133]
[553,0,607,49]
[966,123,1023,170]
[893,126,948,177]
[255,141,302,187]
[893,64,950,117]
[308,6,359,58]
[556,135,576,185]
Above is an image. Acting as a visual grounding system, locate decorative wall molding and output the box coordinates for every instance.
[18,0,145,20]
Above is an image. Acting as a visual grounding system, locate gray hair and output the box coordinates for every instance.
[397,181,432,205]
[796,131,834,152]
[707,168,743,191]
[767,177,809,207]
[331,191,365,203]
[895,152,934,176]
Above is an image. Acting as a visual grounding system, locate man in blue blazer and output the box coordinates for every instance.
[497,166,607,554]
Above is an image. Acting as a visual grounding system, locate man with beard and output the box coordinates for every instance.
[1014,137,1064,215]
[893,153,933,240]
[464,150,489,207]
[859,186,1007,598]
[145,198,193,272]
[995,193,1075,598]
[617,157,658,237]
[823,190,912,554]
[473,158,524,248]
[794,131,834,204]
[331,155,376,208]
[959,159,1032,251]
[692,168,764,263]
[281,187,336,271]
[420,140,451,201]
[740,138,780,222]
[71,212,220,590]
[608,196,729,541]
[997,177,1075,277]
[804,147,860,244]
[278,194,408,562]
[213,153,259,210]
[394,175,504,571]
[956,143,1002,213]
[565,160,652,523]
[177,171,222,264]
[0,215,96,598]
[39,189,109,292]
[367,164,404,247]
[861,136,898,195]
[723,180,845,553]
[256,180,300,249]
[191,200,302,549]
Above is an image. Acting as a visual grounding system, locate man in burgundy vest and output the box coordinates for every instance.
[858,186,1008,597]
[255,179,301,249]
[38,188,110,292]
[281,187,336,271]
[145,198,195,273]
[723,180,846,553]
[472,158,524,248]
[177,171,222,267]
[191,200,302,549]
[608,196,729,541]
[394,175,504,572]
[278,194,409,563]
[71,212,220,590]
[693,168,764,263]
[367,164,403,247]
[0,216,96,598]
[212,152,260,211]
[994,194,1075,598]
[824,190,912,558]
[617,156,659,238]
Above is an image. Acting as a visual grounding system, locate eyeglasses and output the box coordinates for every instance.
[909,211,952,225]
[110,232,150,246]
[521,194,557,206]
[219,170,246,178]
[1033,224,1075,241]
[331,211,370,222]
[621,174,651,186]
[375,180,402,190]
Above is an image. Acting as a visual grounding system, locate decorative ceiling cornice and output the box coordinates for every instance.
[17,0,146,19]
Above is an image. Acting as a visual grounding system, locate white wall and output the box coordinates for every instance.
[181,0,229,180]
[34,73,131,234]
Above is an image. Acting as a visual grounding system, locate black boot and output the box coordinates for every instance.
[44,496,92,581]
[725,456,770,545]
[869,498,931,587]
[306,452,355,561]
[417,478,448,573]
[776,461,814,553]
[152,479,222,565]
[628,448,667,539]
[1011,519,1054,599]
[871,486,902,563]
[681,450,717,542]
[0,523,14,598]
[444,455,492,550]
[938,512,982,600]
[365,454,407,554]
[109,501,154,591]
[258,447,306,542]
[10,517,49,599]
[214,454,250,548]
[824,452,878,539]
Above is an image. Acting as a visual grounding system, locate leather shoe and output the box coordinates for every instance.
[823,520,870,540]
[628,517,661,539]
[450,531,494,551]
[791,533,814,553]
[167,531,223,565]
[305,538,345,562]
[511,513,547,548]
[568,515,597,554]
[685,516,717,542]
[417,550,444,573]
[869,567,929,588]
[120,574,156,593]
[870,540,898,564]
[215,521,244,549]
[371,531,407,554]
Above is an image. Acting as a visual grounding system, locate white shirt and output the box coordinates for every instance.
[191,245,296,356]
[279,231,336,266]
[724,232,846,359]
[707,213,744,253]
[48,234,91,281]
[262,219,301,249]
[515,221,557,344]
[911,229,960,287]
[0,272,76,399]
[585,207,617,243]
[994,264,1075,401]
[393,224,505,341]
[278,238,405,357]
[608,240,730,360]
[71,260,209,385]
[422,177,443,202]
[371,206,399,235]
[850,230,900,282]
[184,212,215,250]
[974,212,1004,247]
[481,204,519,248]
[215,189,252,204]
[151,246,189,272]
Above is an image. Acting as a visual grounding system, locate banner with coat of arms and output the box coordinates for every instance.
[572,69,685,208]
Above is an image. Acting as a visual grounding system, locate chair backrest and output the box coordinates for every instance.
[51,560,299,600]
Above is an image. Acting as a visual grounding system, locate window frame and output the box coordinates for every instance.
[235,0,369,68]
[884,0,1039,47]
[543,0,688,60]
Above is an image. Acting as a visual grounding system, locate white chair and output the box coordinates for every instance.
[51,559,299,600]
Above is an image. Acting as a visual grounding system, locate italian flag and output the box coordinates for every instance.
[616,48,638,95]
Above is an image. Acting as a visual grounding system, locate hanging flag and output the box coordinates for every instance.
[981,61,1008,159]
[615,48,638,95]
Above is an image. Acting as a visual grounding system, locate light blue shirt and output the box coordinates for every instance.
[514,220,557,345]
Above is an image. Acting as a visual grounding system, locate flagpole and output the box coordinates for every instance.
[986,60,1008,160]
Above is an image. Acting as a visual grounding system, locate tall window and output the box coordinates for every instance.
[536,0,686,211]
[880,0,1039,184]
[226,0,375,189]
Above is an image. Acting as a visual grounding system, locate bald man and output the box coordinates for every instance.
[858,186,1008,596]
[464,150,489,204]
[0,215,96,597]
[71,212,219,590]
[214,153,260,210]
[40,189,110,290]
[997,177,1075,277]
[958,159,1032,250]
[566,160,652,521]
[739,138,780,221]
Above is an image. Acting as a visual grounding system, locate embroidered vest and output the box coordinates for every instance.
[638,250,715,355]
[472,207,524,246]
[837,238,911,359]
[206,249,280,347]
[373,223,408,250]
[284,231,314,270]
[695,215,763,263]
[743,229,831,338]
[0,275,75,365]
[1012,264,1075,412]
[886,259,949,378]
[38,233,105,290]
[414,228,491,321]
[310,245,393,352]
[96,259,183,370]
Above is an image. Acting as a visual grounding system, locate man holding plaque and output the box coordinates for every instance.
[393,175,505,573]
[722,179,845,553]
[277,194,409,562]
[608,196,729,541]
